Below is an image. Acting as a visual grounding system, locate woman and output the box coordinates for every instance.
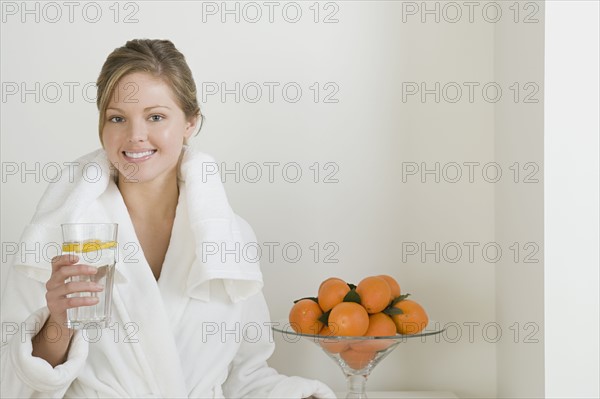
[1,39,335,398]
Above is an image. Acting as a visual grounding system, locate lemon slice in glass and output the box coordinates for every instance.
[62,240,117,253]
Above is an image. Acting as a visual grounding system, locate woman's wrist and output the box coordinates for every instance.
[31,314,74,367]
[46,314,74,342]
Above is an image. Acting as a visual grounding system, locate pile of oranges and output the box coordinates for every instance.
[288,275,429,369]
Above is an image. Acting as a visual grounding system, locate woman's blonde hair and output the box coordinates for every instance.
[96,39,203,145]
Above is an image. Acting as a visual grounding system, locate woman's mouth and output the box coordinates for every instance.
[122,150,157,161]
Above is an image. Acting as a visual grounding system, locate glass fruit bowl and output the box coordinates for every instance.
[272,319,445,399]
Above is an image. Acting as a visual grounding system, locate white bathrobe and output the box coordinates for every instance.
[1,147,335,399]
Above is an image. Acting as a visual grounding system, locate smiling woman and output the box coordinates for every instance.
[0,39,335,399]
[102,73,196,186]
[101,72,197,281]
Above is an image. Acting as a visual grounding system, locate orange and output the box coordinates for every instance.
[318,278,350,312]
[356,276,391,314]
[328,302,369,336]
[351,313,397,353]
[319,277,344,291]
[377,274,401,302]
[340,348,376,370]
[289,299,324,335]
[390,299,428,335]
[363,313,397,337]
[318,325,350,354]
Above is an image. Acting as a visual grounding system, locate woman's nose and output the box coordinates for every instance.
[126,119,148,142]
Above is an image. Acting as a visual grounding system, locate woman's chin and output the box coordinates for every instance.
[116,168,178,187]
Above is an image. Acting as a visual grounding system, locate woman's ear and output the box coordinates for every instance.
[184,114,200,141]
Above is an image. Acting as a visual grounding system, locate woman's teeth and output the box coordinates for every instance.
[124,150,156,159]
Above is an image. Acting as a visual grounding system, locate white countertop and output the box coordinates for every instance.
[335,391,458,398]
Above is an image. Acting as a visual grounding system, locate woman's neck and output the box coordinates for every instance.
[117,172,180,222]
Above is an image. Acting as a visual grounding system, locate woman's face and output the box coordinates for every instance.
[102,72,196,186]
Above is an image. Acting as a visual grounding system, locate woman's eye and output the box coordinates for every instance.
[149,115,164,122]
[108,116,124,123]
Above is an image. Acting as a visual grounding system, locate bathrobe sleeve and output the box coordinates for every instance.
[221,217,336,399]
[221,291,336,399]
[1,262,89,398]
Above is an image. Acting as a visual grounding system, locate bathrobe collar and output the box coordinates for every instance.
[99,179,189,397]
[14,146,263,304]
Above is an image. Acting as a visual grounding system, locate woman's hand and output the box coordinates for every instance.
[44,254,103,326]
[31,254,103,367]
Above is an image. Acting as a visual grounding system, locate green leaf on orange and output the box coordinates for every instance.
[293,296,319,304]
[343,288,361,304]
[347,283,357,290]
[383,307,404,315]
[318,310,331,325]
[390,293,410,307]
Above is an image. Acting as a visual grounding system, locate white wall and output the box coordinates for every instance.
[4,1,595,398]
[261,4,498,396]
[494,2,545,397]
[544,1,600,398]
[1,2,496,396]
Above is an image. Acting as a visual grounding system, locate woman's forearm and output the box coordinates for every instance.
[31,316,73,367]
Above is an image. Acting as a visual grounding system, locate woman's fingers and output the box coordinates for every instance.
[51,254,79,271]
[46,255,102,318]
[58,264,98,280]
[46,281,103,313]
[48,296,100,314]
[62,280,104,297]
[46,264,97,290]
[47,279,103,302]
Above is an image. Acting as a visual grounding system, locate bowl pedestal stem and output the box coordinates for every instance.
[346,374,368,398]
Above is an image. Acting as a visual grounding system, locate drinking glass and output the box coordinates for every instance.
[61,223,118,329]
